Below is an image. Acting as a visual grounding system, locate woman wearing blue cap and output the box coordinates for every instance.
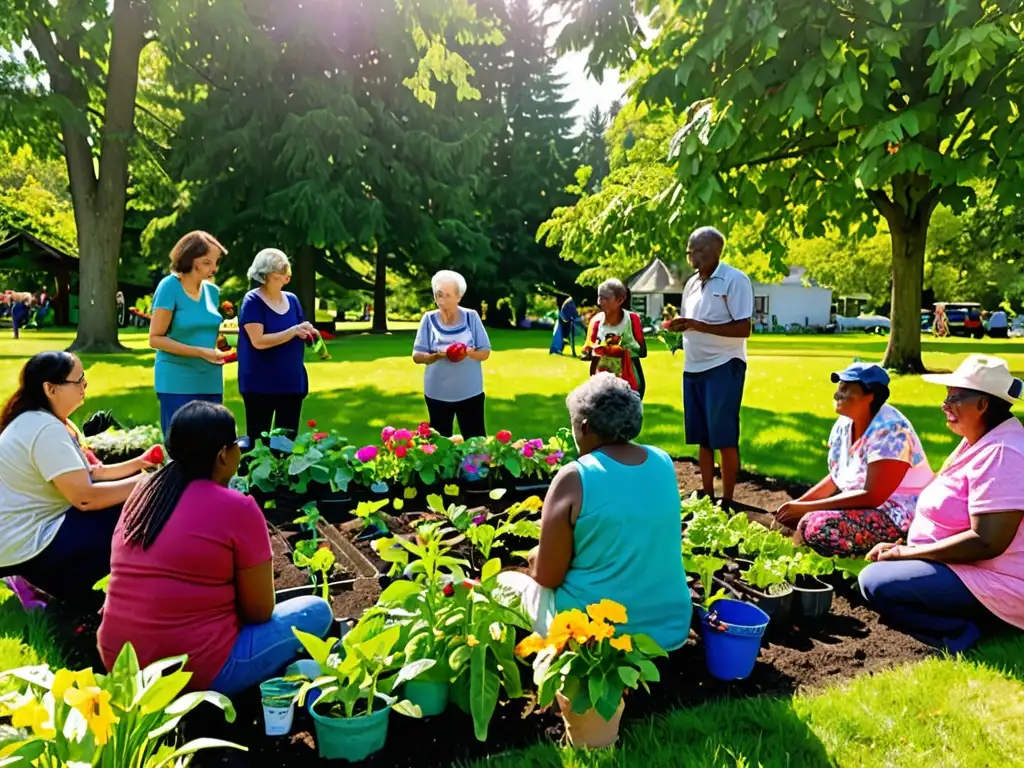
[775,362,934,556]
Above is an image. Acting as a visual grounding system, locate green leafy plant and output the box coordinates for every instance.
[83,425,162,464]
[353,499,390,533]
[683,552,727,609]
[293,625,432,720]
[0,643,241,767]
[741,556,791,594]
[293,547,337,602]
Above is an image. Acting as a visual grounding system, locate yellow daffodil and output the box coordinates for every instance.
[52,668,97,699]
[587,599,628,625]
[8,694,55,739]
[588,620,615,641]
[466,635,480,647]
[609,634,633,653]
[515,633,547,658]
[546,609,592,651]
[64,685,119,745]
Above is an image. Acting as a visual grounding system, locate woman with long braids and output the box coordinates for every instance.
[0,352,156,605]
[98,401,332,695]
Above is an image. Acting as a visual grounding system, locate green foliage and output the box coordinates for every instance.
[553,0,1024,371]
[83,425,162,464]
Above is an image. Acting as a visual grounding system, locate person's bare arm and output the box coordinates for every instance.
[244,322,306,350]
[50,469,140,511]
[89,457,148,481]
[531,465,582,589]
[413,351,446,365]
[466,347,490,362]
[684,318,752,338]
[235,558,275,624]
[775,474,838,526]
[880,511,1024,564]
[149,308,225,364]
[791,460,909,513]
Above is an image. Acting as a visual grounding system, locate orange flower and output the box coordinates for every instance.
[515,633,547,658]
[586,599,628,625]
[588,620,615,641]
[609,634,633,653]
[546,609,591,651]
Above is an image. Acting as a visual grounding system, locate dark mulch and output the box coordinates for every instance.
[42,462,934,767]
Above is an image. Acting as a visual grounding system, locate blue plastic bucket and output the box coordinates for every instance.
[698,599,770,681]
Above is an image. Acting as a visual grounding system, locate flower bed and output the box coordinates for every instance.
[239,422,576,513]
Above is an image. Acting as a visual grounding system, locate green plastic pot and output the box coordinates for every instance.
[402,679,450,716]
[309,692,392,762]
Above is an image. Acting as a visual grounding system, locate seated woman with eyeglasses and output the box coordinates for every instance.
[860,355,1024,652]
[0,352,157,606]
[98,401,333,695]
[774,363,934,556]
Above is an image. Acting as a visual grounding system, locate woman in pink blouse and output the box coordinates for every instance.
[860,355,1024,652]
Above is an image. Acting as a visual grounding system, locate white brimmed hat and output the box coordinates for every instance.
[922,354,1023,404]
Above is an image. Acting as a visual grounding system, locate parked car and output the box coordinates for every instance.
[834,314,890,333]
[935,302,985,339]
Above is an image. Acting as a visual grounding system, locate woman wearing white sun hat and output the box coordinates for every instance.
[860,354,1024,652]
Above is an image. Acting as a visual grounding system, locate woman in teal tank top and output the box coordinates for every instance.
[499,374,691,651]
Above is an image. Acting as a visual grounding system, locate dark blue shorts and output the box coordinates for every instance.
[683,358,746,449]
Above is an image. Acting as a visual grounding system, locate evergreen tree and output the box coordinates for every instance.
[577,105,610,191]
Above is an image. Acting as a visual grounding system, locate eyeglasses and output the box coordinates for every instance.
[943,393,984,407]
[60,372,87,387]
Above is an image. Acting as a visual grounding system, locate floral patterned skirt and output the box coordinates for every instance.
[798,497,916,557]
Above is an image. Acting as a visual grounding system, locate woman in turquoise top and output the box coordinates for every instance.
[498,373,691,651]
[149,231,231,437]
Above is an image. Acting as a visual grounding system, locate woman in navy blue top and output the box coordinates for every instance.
[238,249,316,440]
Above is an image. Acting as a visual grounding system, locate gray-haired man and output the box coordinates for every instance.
[666,227,753,507]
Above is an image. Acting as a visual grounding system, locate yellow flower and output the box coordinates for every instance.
[444,484,460,496]
[466,635,480,647]
[515,633,547,658]
[587,599,628,625]
[520,496,543,513]
[52,668,97,699]
[8,694,55,739]
[546,609,592,651]
[609,634,633,653]
[588,620,615,641]
[64,685,119,745]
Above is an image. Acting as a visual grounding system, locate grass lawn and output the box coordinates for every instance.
[0,327,1023,766]
[1,326,1021,484]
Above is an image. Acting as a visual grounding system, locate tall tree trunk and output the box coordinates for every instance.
[293,245,317,321]
[62,0,146,353]
[372,249,389,333]
[870,176,938,374]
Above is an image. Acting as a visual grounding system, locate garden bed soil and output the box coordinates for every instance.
[189,581,935,768]
[675,458,809,527]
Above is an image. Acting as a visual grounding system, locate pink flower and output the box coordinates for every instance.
[417,422,432,438]
[529,438,544,449]
[421,444,437,455]
[313,432,328,442]
[496,430,512,444]
[356,445,378,463]
[394,428,413,442]
[472,514,487,526]
[522,445,534,458]
[381,426,396,443]
[465,464,478,475]
[545,453,560,465]
[395,445,408,459]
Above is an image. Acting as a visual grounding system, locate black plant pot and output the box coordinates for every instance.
[793,575,834,619]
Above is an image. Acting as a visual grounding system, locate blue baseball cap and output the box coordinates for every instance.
[830,362,890,387]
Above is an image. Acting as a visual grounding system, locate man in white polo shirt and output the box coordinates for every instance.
[667,226,753,507]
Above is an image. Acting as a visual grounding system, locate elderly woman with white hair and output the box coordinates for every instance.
[498,373,691,651]
[412,269,492,437]
[237,248,316,440]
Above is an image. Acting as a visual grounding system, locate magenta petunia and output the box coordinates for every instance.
[394,428,413,442]
[381,426,396,443]
[522,445,534,458]
[420,444,437,455]
[356,445,379,463]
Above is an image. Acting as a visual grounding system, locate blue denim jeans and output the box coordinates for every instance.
[859,560,999,653]
[157,393,222,438]
[209,596,334,696]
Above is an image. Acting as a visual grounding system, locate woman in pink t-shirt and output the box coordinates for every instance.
[860,355,1024,652]
[98,401,332,694]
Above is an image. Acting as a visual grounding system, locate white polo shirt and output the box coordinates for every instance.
[681,261,754,373]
